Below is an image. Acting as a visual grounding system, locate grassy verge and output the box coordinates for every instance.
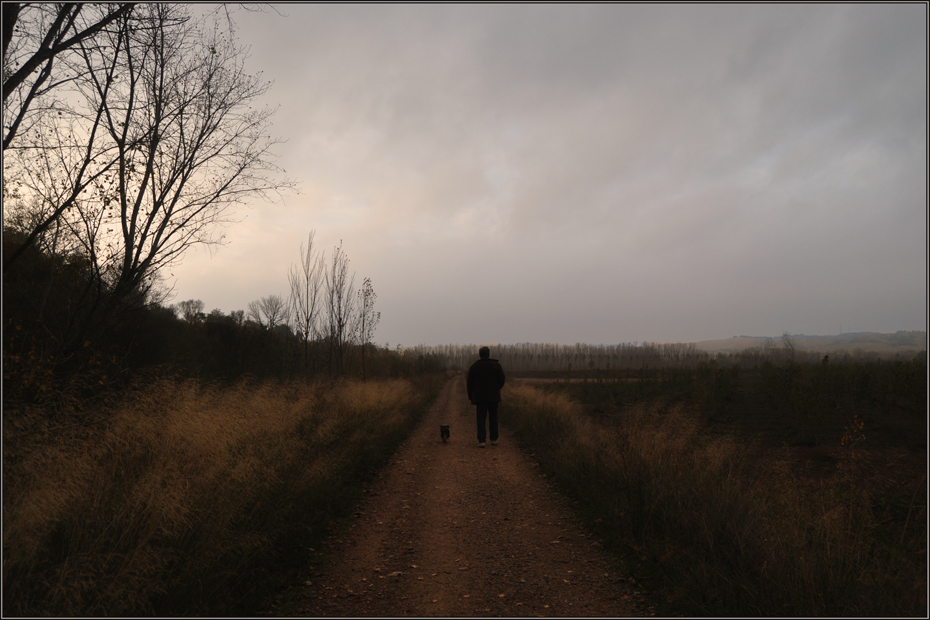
[3,372,445,616]
[501,381,926,616]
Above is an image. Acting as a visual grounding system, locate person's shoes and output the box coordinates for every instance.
[478,442,486,448]
[491,440,498,445]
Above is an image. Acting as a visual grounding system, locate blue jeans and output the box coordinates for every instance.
[475,401,499,443]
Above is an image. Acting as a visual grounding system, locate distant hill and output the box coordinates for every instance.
[691,331,927,357]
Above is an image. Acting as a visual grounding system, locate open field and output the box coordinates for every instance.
[4,344,925,617]
[2,373,445,616]
[501,358,927,616]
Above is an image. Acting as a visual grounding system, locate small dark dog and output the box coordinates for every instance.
[440,425,450,443]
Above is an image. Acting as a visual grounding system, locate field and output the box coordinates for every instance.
[3,342,925,617]
[2,373,445,616]
[501,356,927,616]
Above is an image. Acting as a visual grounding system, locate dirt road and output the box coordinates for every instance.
[281,376,647,617]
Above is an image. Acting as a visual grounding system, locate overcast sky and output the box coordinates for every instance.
[170,3,927,347]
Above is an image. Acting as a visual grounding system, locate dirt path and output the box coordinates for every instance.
[281,376,647,617]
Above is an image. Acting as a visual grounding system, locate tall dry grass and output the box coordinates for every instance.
[502,382,926,616]
[3,374,439,616]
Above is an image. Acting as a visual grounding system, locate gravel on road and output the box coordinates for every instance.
[276,375,649,617]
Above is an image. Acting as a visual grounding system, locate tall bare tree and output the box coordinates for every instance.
[79,4,290,302]
[354,277,380,380]
[324,241,355,375]
[2,3,136,151]
[3,5,144,273]
[288,231,325,376]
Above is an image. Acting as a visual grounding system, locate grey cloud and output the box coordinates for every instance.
[169,4,925,346]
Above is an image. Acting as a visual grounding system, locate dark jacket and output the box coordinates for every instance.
[467,357,505,403]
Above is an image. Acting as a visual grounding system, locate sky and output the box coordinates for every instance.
[169,3,927,347]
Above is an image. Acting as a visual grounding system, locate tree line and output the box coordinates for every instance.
[408,341,715,373]
[406,335,924,374]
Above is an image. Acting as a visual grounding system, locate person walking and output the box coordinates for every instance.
[467,346,505,448]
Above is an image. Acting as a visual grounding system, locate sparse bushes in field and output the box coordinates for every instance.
[2,374,441,616]
[501,381,926,617]
[555,355,926,447]
[757,357,927,422]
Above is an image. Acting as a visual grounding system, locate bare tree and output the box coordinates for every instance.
[288,231,325,375]
[85,5,289,302]
[324,241,355,375]
[176,298,204,324]
[247,300,263,328]
[4,4,292,331]
[781,331,796,364]
[354,277,380,380]
[2,3,136,151]
[3,8,138,273]
[248,295,286,331]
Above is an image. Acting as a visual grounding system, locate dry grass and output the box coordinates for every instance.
[502,382,926,616]
[3,375,436,616]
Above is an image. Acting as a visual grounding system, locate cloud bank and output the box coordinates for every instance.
[171,4,927,346]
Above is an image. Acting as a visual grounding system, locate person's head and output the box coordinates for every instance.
[479,346,490,359]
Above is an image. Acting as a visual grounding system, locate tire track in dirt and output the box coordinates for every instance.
[285,376,645,617]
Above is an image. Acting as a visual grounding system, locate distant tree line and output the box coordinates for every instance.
[409,341,715,373]
[409,334,926,374]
